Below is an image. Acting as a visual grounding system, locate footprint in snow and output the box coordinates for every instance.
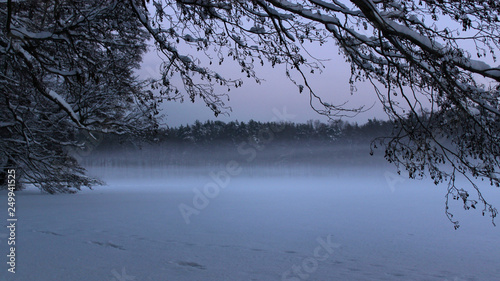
[175,261,206,270]
[251,248,264,252]
[89,241,125,250]
[34,230,63,236]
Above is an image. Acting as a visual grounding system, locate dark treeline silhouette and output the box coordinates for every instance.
[95,118,395,150]
[79,118,395,170]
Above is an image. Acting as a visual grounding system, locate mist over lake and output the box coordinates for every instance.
[3,138,499,281]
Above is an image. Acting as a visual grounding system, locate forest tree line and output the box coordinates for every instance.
[95,118,395,151]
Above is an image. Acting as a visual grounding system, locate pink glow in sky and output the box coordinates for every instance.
[139,43,387,127]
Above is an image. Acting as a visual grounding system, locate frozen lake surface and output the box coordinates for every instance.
[1,157,499,280]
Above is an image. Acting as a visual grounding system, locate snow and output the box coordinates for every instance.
[10,27,68,42]
[467,59,500,79]
[468,107,480,116]
[10,42,82,127]
[385,20,442,51]
[382,13,500,80]
[44,67,78,77]
[46,90,81,125]
[0,122,15,128]
[1,147,499,280]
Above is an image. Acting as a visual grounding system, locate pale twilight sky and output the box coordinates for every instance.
[139,43,387,127]
[135,5,494,128]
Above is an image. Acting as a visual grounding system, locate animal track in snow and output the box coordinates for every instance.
[89,241,125,250]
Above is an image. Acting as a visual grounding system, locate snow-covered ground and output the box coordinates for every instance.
[1,156,499,281]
